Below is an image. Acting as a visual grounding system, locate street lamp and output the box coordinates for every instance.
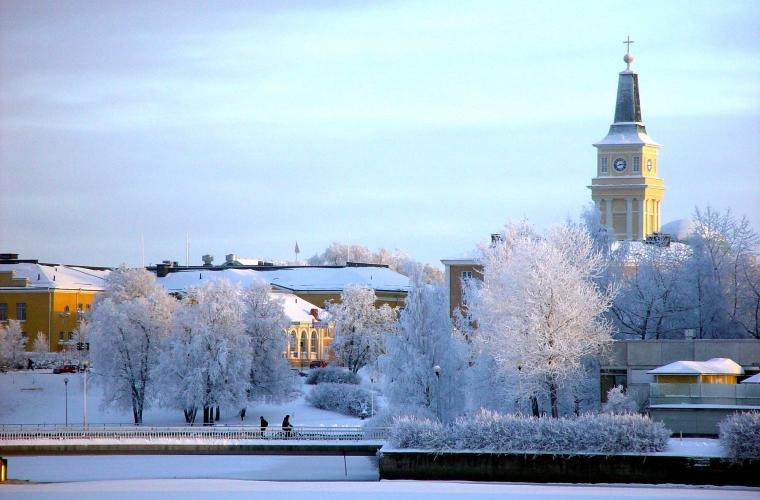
[433,365,441,422]
[64,377,69,426]
[370,375,375,418]
[82,360,89,427]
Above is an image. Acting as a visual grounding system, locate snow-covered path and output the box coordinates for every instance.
[2,479,757,499]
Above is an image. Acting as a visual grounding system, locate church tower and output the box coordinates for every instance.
[589,38,666,241]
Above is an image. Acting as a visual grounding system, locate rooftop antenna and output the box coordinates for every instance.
[623,35,635,70]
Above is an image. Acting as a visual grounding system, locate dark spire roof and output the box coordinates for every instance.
[594,44,661,148]
[614,70,642,124]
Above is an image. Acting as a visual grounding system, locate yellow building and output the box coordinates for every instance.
[441,250,483,318]
[281,294,333,369]
[0,255,109,353]
[588,43,667,240]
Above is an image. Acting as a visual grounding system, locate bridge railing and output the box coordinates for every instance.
[0,424,390,442]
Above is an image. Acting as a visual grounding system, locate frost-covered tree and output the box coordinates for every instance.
[601,385,640,414]
[32,332,50,363]
[380,271,465,421]
[685,206,760,338]
[325,285,396,373]
[465,222,615,418]
[0,319,26,369]
[307,242,444,284]
[610,241,693,339]
[88,265,176,424]
[242,280,297,403]
[155,278,251,424]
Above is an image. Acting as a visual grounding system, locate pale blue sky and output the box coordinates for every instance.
[1,1,758,267]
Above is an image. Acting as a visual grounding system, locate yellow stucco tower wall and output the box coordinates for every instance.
[589,43,666,241]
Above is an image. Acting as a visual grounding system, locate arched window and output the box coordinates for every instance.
[290,331,297,357]
[300,331,307,353]
[311,332,317,353]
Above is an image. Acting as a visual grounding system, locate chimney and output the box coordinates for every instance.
[310,308,319,320]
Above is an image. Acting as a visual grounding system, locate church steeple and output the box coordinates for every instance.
[588,38,667,241]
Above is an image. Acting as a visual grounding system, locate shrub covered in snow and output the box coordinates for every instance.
[389,410,670,454]
[601,385,640,414]
[305,367,360,385]
[389,416,456,449]
[719,411,760,461]
[305,383,375,416]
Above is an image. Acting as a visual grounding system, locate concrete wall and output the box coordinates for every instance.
[379,450,760,486]
[601,340,760,406]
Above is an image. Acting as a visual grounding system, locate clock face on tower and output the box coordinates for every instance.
[613,157,627,172]
[647,159,652,172]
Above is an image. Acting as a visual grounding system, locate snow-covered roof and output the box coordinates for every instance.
[0,262,109,291]
[154,266,409,295]
[611,240,691,262]
[280,293,324,323]
[441,248,481,263]
[741,373,760,384]
[261,266,409,293]
[660,219,696,241]
[594,123,661,147]
[647,358,744,376]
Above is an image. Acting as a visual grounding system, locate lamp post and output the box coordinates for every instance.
[370,375,375,418]
[82,360,89,427]
[64,377,69,426]
[433,365,441,422]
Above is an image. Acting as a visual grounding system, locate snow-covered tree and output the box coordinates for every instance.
[242,280,297,403]
[155,278,251,424]
[308,242,444,284]
[685,206,760,338]
[610,241,693,339]
[0,319,26,369]
[380,271,465,422]
[32,332,50,362]
[325,285,396,373]
[88,265,176,424]
[465,222,615,418]
[601,385,640,414]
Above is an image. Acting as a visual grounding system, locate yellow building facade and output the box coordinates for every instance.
[0,257,109,353]
[589,46,666,240]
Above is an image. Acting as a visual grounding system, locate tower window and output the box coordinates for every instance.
[633,156,640,172]
[600,158,608,173]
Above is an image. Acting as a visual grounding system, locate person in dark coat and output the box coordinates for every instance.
[260,416,268,436]
[239,408,246,421]
[282,414,293,437]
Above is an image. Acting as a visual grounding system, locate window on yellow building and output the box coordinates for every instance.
[311,332,317,353]
[59,332,64,341]
[0,303,7,321]
[68,332,74,341]
[633,156,640,172]
[16,303,26,321]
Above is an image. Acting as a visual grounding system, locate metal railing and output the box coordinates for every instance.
[0,424,390,442]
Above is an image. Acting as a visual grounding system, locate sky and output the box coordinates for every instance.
[1,1,758,268]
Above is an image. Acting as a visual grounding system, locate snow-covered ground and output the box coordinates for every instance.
[1,369,756,498]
